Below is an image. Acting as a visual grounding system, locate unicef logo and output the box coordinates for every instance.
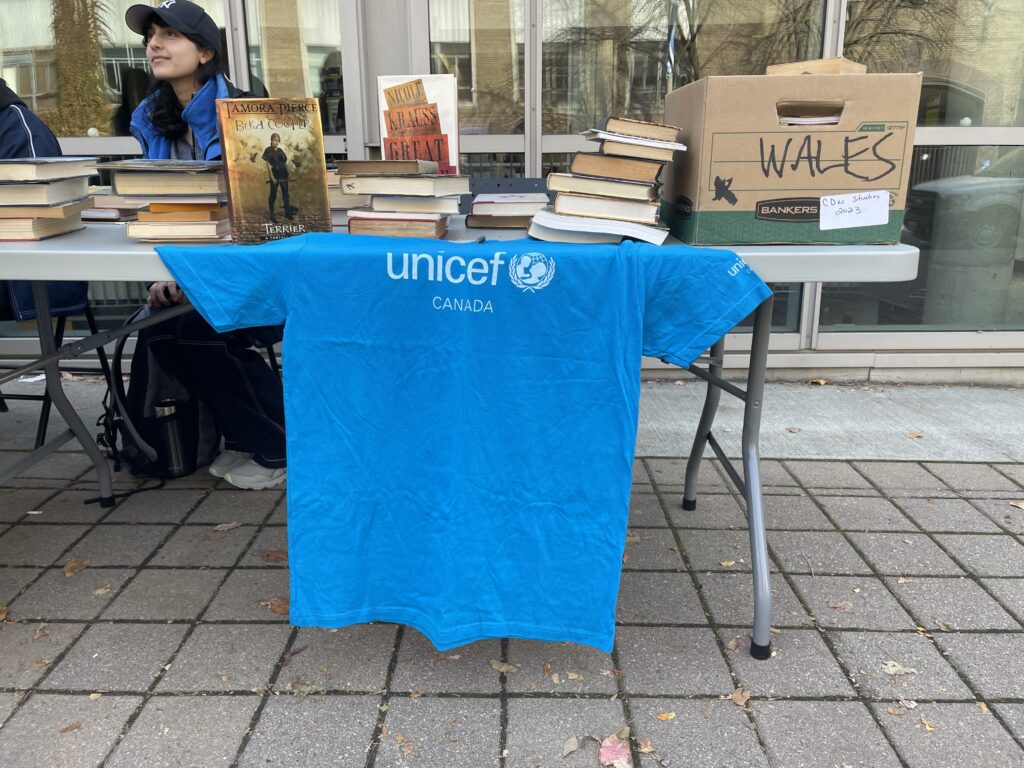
[509,252,556,293]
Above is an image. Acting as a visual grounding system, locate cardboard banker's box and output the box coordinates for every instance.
[661,68,922,245]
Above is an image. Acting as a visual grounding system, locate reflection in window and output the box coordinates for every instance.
[821,146,1024,331]
[542,0,825,135]
[429,0,526,135]
[844,0,1024,127]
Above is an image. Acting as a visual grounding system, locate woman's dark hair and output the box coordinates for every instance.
[143,22,223,139]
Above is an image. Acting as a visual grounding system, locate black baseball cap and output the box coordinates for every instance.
[126,1,221,55]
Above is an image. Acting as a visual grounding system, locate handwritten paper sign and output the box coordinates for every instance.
[819,191,889,231]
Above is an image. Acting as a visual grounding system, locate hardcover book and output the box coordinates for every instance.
[377,75,460,175]
[216,97,332,244]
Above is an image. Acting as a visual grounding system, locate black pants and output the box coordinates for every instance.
[268,179,290,217]
[152,310,286,468]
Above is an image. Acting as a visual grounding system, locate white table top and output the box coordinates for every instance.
[0,221,919,284]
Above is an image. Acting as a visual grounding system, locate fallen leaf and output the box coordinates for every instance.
[561,736,581,758]
[93,584,111,597]
[409,690,424,700]
[625,533,641,544]
[976,701,990,714]
[88,693,102,701]
[809,378,828,386]
[0,604,7,621]
[726,636,743,653]
[280,644,308,668]
[260,549,288,563]
[720,560,737,567]
[598,730,631,768]
[551,672,561,685]
[32,658,50,671]
[899,699,918,710]
[437,653,461,662]
[655,711,676,721]
[34,624,50,640]
[1009,501,1024,511]
[262,598,289,616]
[638,739,656,753]
[220,674,231,683]
[286,677,321,699]
[730,687,751,707]
[897,577,913,584]
[63,559,90,577]
[886,706,903,716]
[852,587,862,594]
[920,715,936,732]
[907,431,925,440]
[542,662,552,679]
[213,521,241,532]
[490,659,517,674]
[828,600,854,613]
[567,672,584,681]
[787,426,801,433]
[58,721,82,734]
[881,660,918,676]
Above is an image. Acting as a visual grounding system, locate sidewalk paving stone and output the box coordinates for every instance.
[696,571,811,628]
[752,700,902,768]
[13,451,91,480]
[667,492,746,529]
[924,462,1020,492]
[633,458,651,485]
[993,464,1024,488]
[101,568,226,620]
[238,694,380,768]
[993,704,1024,743]
[631,698,769,767]
[829,630,972,700]
[757,459,800,487]
[0,622,84,689]
[770,531,873,575]
[934,633,1024,699]
[20,490,110,524]
[898,498,1002,533]
[724,630,855,697]
[102,488,210,523]
[0,525,90,566]
[815,495,917,531]
[871,702,1024,768]
[374,696,500,768]
[972,499,1024,534]
[783,459,875,489]
[8,567,133,621]
[934,534,1024,577]
[148,524,256,567]
[852,462,951,493]
[40,623,188,692]
[505,698,625,768]
[59,524,172,567]
[203,568,290,621]
[0,693,140,768]
[982,578,1024,623]
[616,627,733,696]
[506,640,617,694]
[0,489,55,522]
[272,625,395,693]
[848,532,964,576]
[390,630,500,694]
[763,494,835,530]
[888,576,1022,631]
[790,575,916,630]
[241,526,289,567]
[644,458,726,492]
[616,571,707,624]
[186,488,283,525]
[0,692,21,724]
[623,528,685,569]
[628,493,669,527]
[157,623,292,692]
[679,529,758,572]
[0,567,42,604]
[104,694,260,768]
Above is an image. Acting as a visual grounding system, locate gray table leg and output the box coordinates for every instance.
[30,281,115,507]
[682,338,725,510]
[744,296,774,659]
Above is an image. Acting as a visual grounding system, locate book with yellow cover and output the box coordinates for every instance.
[215,97,331,244]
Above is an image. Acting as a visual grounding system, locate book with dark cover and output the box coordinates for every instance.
[216,97,331,244]
[569,152,666,184]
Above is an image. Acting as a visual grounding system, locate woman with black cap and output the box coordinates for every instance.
[125,0,287,489]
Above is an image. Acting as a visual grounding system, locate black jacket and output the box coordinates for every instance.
[0,78,89,322]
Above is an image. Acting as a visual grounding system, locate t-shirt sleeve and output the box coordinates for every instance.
[155,234,306,331]
[632,242,773,368]
[261,147,271,161]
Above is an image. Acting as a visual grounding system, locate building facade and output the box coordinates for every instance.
[2,0,1022,381]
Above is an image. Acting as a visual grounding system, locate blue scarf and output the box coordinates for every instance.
[130,74,231,160]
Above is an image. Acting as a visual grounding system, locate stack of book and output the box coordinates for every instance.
[326,167,371,229]
[466,193,549,229]
[83,186,146,222]
[96,160,229,242]
[340,160,469,238]
[530,117,685,245]
[0,157,95,241]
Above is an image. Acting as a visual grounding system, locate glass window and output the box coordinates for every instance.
[542,0,826,135]
[820,145,1024,331]
[244,0,345,134]
[428,0,526,135]
[844,0,1024,127]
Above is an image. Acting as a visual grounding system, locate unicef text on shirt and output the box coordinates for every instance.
[386,250,507,286]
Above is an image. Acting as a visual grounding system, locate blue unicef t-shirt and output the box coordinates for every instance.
[157,233,770,652]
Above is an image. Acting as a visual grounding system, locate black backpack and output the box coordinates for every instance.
[97,306,221,479]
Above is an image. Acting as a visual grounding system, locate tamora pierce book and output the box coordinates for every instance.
[215,98,331,244]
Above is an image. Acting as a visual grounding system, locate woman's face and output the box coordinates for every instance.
[145,22,211,83]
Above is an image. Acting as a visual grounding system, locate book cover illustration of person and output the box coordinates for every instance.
[377,75,459,175]
[216,98,331,244]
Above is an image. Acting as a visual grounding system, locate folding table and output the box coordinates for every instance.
[0,223,919,657]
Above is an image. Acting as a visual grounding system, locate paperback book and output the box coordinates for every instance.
[216,97,332,244]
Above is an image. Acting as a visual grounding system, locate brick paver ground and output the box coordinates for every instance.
[2,445,1024,767]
